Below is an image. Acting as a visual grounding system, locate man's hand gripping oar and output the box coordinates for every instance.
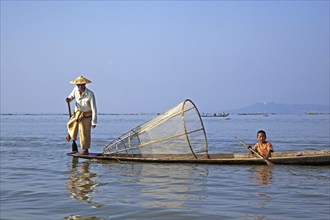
[66,100,78,153]
[234,136,274,166]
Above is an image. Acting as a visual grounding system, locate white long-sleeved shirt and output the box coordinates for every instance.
[67,87,97,126]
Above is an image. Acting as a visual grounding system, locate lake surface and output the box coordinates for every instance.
[1,113,329,220]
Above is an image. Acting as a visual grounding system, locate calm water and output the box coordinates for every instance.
[1,114,329,220]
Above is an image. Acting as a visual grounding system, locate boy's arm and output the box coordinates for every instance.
[264,143,273,159]
[244,144,251,149]
[244,144,255,156]
[264,150,271,160]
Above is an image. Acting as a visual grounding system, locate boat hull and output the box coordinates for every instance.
[67,150,330,165]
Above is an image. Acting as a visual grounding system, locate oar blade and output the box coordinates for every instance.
[72,140,78,152]
[266,160,274,166]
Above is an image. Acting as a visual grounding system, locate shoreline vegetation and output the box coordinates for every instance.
[2,103,328,116]
[1,112,329,116]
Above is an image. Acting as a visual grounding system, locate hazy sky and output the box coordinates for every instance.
[1,1,329,114]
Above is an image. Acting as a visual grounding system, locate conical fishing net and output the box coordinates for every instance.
[103,99,208,159]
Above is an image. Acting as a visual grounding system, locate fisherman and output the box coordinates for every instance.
[65,75,97,155]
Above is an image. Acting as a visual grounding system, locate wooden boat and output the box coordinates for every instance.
[201,112,229,117]
[67,150,330,165]
[67,100,329,166]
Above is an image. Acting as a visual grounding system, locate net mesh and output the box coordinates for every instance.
[103,99,208,159]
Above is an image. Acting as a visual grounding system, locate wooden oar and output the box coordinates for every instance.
[67,102,78,153]
[234,136,274,165]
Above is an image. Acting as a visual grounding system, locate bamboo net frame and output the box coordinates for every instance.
[103,99,208,159]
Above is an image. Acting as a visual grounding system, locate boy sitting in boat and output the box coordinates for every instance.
[246,130,274,160]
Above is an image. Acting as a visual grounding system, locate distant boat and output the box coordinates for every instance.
[201,112,229,117]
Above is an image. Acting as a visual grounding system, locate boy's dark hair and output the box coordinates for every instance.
[257,130,266,136]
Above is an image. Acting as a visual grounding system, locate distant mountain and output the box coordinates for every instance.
[230,103,330,114]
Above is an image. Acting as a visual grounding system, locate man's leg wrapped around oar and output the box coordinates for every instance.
[67,110,92,155]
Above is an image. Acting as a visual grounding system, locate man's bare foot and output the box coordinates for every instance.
[78,150,89,155]
[67,151,78,154]
[65,133,71,142]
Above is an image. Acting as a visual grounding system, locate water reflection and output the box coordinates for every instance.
[66,158,100,203]
[135,163,209,209]
[242,214,271,220]
[254,166,273,185]
[65,158,104,220]
[99,162,209,210]
[246,166,273,220]
[64,215,104,220]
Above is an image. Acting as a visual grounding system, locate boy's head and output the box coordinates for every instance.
[257,130,267,143]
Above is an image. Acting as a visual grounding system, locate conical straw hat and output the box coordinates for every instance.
[70,75,92,84]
